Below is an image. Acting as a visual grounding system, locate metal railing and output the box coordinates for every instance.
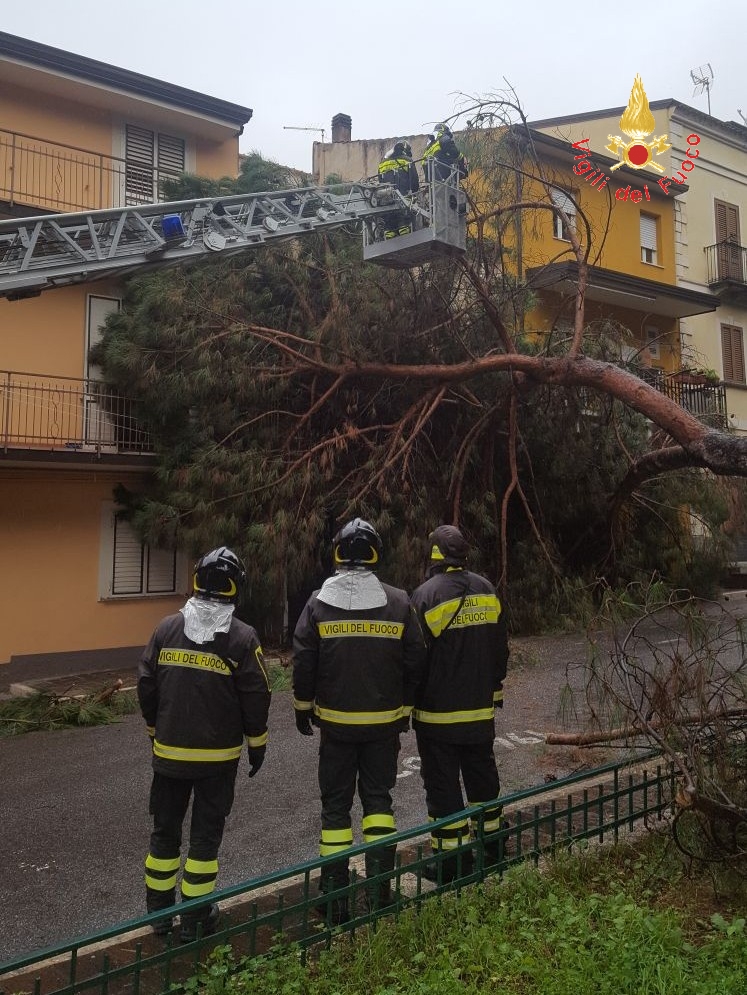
[0,370,152,455]
[705,241,747,287]
[0,129,179,214]
[633,365,728,428]
[0,754,677,995]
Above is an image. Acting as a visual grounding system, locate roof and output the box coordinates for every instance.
[530,99,747,146]
[0,31,252,129]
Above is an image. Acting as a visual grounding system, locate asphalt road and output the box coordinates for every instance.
[2,592,745,965]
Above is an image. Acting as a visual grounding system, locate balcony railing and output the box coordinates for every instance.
[633,365,728,428]
[0,129,179,214]
[705,241,747,287]
[0,370,152,455]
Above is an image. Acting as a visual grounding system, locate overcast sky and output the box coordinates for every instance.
[4,1,746,172]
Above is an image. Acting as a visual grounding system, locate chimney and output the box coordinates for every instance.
[331,113,352,143]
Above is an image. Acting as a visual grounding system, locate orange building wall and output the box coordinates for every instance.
[0,470,187,663]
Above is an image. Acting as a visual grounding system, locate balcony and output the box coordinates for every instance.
[0,370,153,460]
[704,241,747,304]
[633,366,728,428]
[0,129,178,216]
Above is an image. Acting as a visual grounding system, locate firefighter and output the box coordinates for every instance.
[138,546,271,942]
[422,123,468,184]
[411,525,508,882]
[377,140,419,238]
[292,519,427,924]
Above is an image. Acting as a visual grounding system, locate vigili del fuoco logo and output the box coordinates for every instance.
[571,74,702,202]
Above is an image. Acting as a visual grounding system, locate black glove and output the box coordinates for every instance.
[295,709,314,736]
[247,746,266,777]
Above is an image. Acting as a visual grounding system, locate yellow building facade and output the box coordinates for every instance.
[0,32,251,670]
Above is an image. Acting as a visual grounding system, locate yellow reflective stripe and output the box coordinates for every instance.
[146,725,155,736]
[493,689,504,703]
[157,648,231,675]
[153,740,243,762]
[430,836,470,851]
[402,705,413,716]
[317,620,404,639]
[321,828,354,844]
[145,855,180,872]
[430,544,445,560]
[413,707,494,724]
[184,858,218,875]
[145,873,177,890]
[314,705,405,725]
[181,880,216,897]
[362,814,395,833]
[424,594,501,637]
[293,698,314,711]
[246,731,268,748]
[320,843,353,856]
[255,645,270,690]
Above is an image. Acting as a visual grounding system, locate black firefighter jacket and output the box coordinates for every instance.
[411,569,508,743]
[292,583,427,741]
[138,613,271,778]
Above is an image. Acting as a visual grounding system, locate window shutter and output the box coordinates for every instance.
[125,125,155,205]
[157,134,185,176]
[640,214,658,250]
[722,324,745,384]
[147,546,178,593]
[715,200,740,243]
[112,516,144,594]
[551,188,575,216]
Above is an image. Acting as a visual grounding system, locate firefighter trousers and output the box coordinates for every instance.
[317,730,400,887]
[144,769,236,918]
[415,734,502,856]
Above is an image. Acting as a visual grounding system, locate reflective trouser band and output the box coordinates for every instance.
[468,803,504,834]
[314,705,405,725]
[413,708,494,724]
[361,813,396,844]
[145,853,180,891]
[153,740,243,762]
[429,816,471,851]
[493,690,504,704]
[319,827,354,857]
[293,698,314,711]
[181,857,219,898]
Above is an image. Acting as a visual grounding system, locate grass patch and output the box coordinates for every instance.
[185,835,747,995]
[0,688,139,736]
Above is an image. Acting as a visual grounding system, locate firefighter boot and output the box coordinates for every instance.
[365,844,397,911]
[422,848,474,884]
[179,903,220,943]
[315,860,350,926]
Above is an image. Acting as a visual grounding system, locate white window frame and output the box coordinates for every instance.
[645,326,661,360]
[640,213,658,265]
[98,502,188,600]
[551,188,576,241]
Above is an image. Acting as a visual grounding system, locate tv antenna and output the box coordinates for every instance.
[690,63,714,115]
[283,126,327,181]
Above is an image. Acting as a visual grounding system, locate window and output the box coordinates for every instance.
[640,213,658,264]
[714,200,742,281]
[125,125,185,205]
[551,188,576,241]
[721,324,746,384]
[99,503,186,599]
[645,326,660,360]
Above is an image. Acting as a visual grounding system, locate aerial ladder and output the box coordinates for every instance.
[0,172,467,300]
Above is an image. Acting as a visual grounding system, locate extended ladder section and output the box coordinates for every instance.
[0,174,467,300]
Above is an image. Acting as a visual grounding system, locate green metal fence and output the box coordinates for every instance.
[0,754,676,995]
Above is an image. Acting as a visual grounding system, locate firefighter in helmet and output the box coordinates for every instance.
[377,139,419,238]
[138,546,271,942]
[411,526,508,882]
[293,519,427,923]
[422,123,468,184]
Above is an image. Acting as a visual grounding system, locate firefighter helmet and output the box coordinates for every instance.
[333,518,383,568]
[393,140,413,159]
[428,525,470,568]
[193,546,246,602]
[434,123,452,141]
